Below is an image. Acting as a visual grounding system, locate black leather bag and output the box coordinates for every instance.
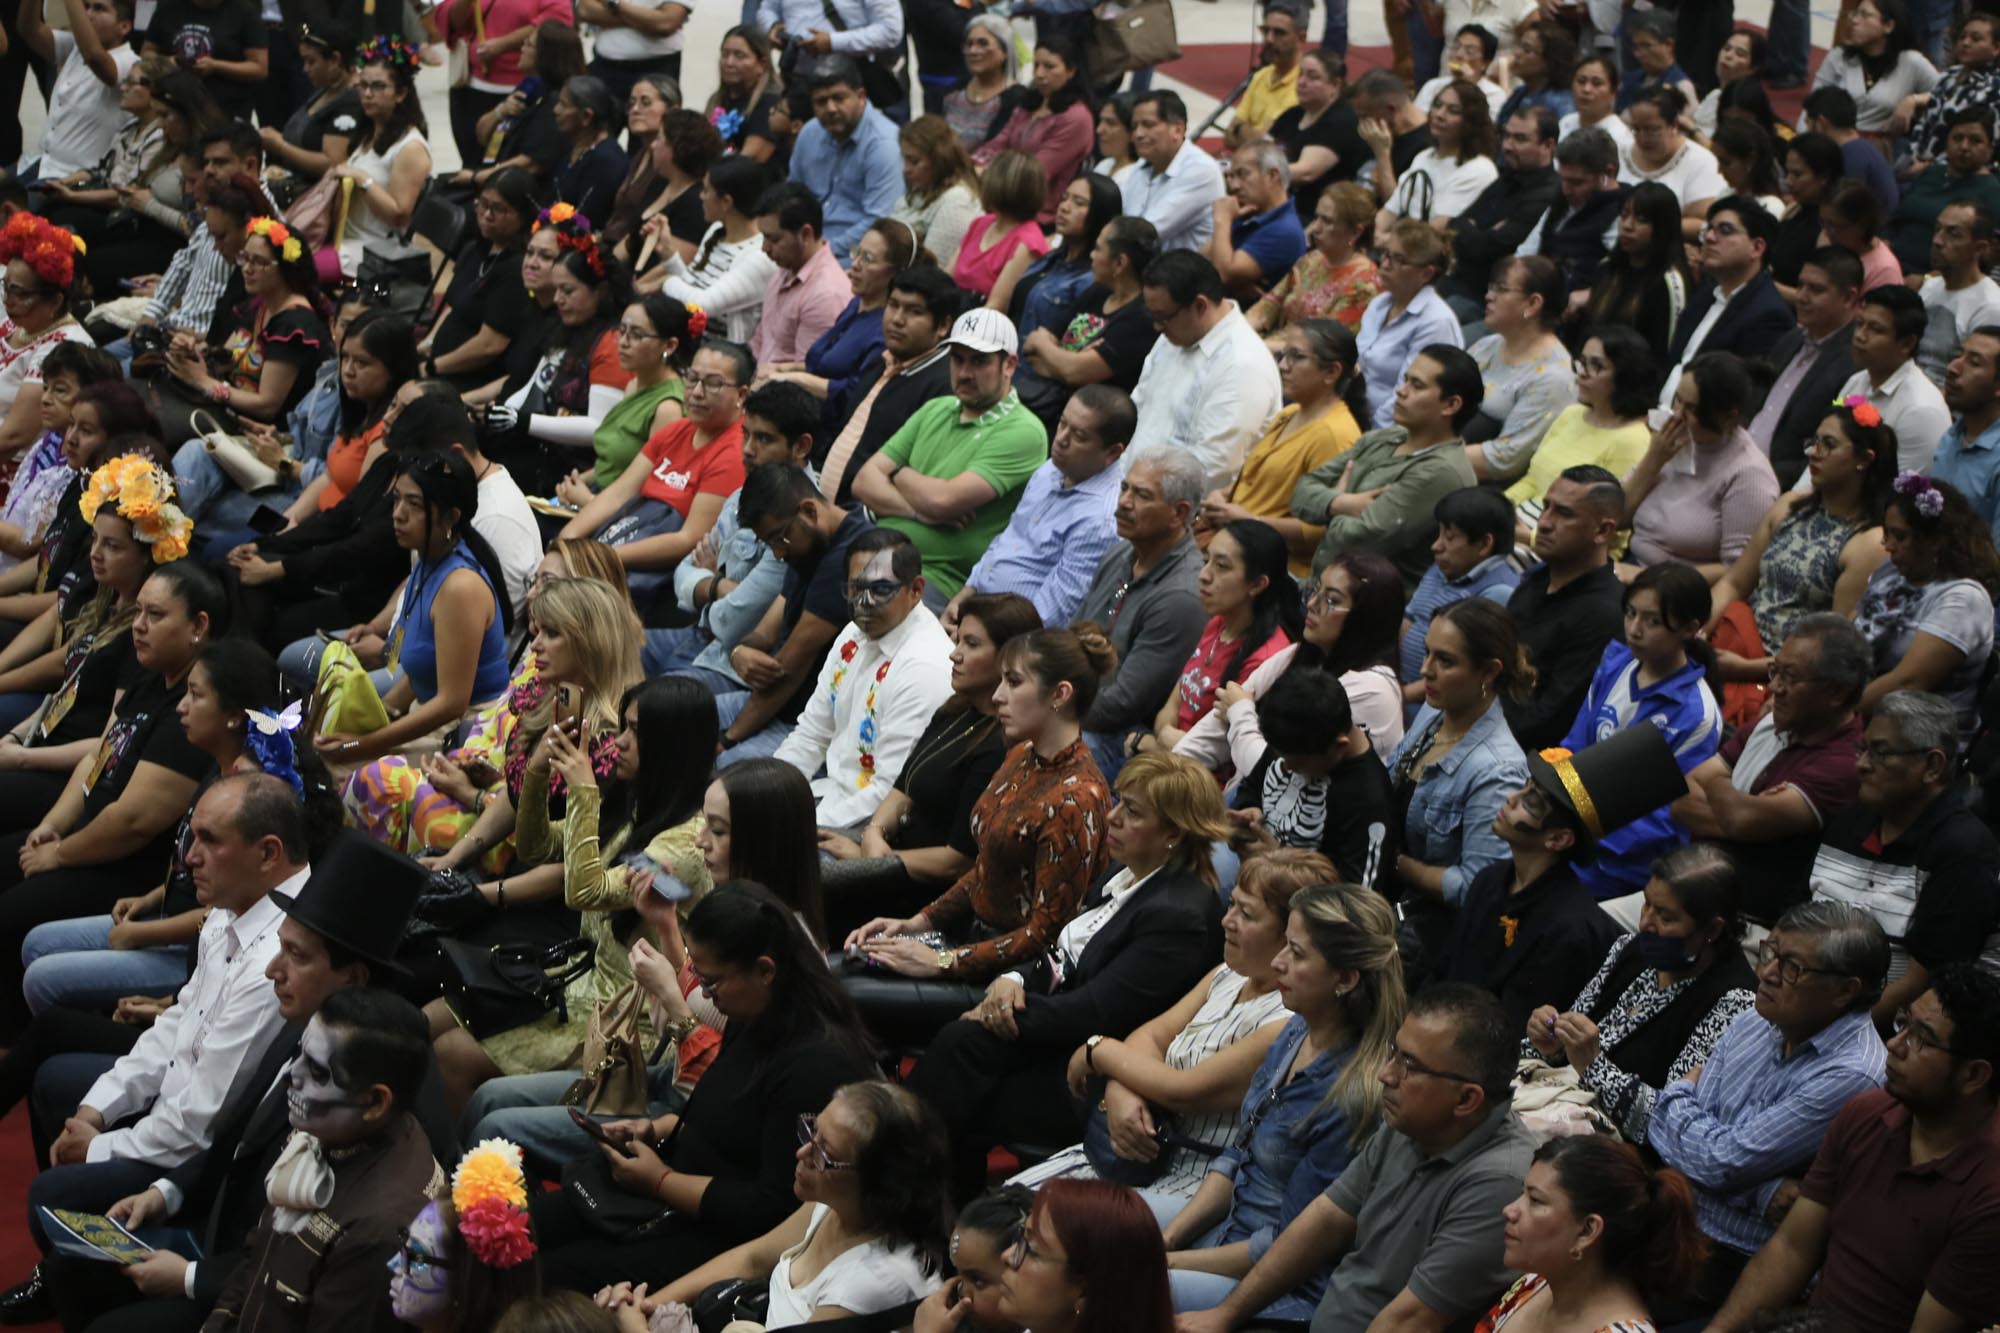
[403,867,497,944]
[439,936,594,1037]
[1081,1083,1215,1187]
[559,1140,672,1236]
[692,1278,770,1333]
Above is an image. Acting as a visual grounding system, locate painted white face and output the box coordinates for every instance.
[846,549,904,632]
[286,1017,369,1138]
[387,1200,452,1325]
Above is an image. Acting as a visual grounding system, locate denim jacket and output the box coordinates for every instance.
[1389,701,1529,904]
[1204,1015,1362,1315]
[286,360,341,484]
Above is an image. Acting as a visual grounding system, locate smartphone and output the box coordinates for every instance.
[569,1107,636,1157]
[247,504,288,536]
[559,685,583,737]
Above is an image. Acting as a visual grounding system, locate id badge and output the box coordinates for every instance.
[38,682,77,740]
[386,623,406,676]
[82,737,113,794]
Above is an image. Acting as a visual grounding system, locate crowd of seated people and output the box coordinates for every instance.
[0,6,1998,1333]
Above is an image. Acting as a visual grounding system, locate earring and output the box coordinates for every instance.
[1569,1245,1584,1261]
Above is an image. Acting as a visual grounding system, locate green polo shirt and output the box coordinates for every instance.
[877,389,1049,599]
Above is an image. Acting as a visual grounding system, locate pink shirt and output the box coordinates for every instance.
[1174,618,1293,731]
[951,214,1051,298]
[435,0,573,89]
[973,101,1097,224]
[1858,238,1904,294]
[748,243,852,365]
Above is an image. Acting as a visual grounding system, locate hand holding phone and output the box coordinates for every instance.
[569,1107,636,1156]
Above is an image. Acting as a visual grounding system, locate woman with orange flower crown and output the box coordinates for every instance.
[0,215,96,470]
[326,37,433,284]
[386,1139,544,1333]
[1705,397,1896,732]
[163,217,332,433]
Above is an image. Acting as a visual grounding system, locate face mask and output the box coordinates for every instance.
[1630,930,1699,971]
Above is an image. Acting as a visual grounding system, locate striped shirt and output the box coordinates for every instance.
[142,223,231,335]
[1648,1006,1885,1256]
[1808,794,2000,985]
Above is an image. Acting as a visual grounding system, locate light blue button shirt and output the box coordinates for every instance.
[1356,287,1465,430]
[791,105,908,264]
[1928,413,2000,547]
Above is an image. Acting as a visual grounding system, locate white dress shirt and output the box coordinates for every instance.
[1657,276,1746,412]
[1132,302,1284,489]
[82,873,300,1167]
[1003,865,1160,992]
[1819,361,1952,478]
[775,603,956,830]
[1123,139,1227,253]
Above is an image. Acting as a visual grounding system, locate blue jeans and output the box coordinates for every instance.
[21,915,189,1016]
[1408,3,1441,84]
[714,689,794,767]
[1765,0,1812,81]
[642,626,739,695]
[277,634,397,696]
[462,1068,683,1181]
[103,336,135,374]
[1085,730,1130,782]
[1319,0,1347,53]
[171,437,302,525]
[1912,0,1954,66]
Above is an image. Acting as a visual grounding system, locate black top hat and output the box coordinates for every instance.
[1524,725,1688,849]
[270,829,427,971]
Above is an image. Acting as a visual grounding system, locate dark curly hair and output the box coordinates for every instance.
[1887,476,2000,597]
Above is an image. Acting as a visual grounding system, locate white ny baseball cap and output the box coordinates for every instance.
[945,307,1020,357]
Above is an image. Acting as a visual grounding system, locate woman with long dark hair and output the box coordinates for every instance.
[1197,321,1366,576]
[1810,0,1938,132]
[1771,134,1845,296]
[281,308,420,522]
[329,37,432,279]
[1624,352,1782,576]
[596,1081,952,1322]
[995,172,1121,338]
[1507,326,1657,546]
[1176,550,1407,775]
[601,75,677,253]
[527,881,877,1293]
[423,166,539,391]
[66,70,219,291]
[458,22,588,191]
[1466,255,1576,483]
[312,449,516,764]
[1710,119,1785,218]
[1496,21,1578,126]
[1708,400,1894,729]
[973,37,1096,226]
[892,115,983,272]
[428,673,712,1112]
[547,294,697,507]
[698,757,829,947]
[262,24,362,190]
[1376,78,1497,232]
[639,156,776,344]
[703,25,780,162]
[1583,183,1692,366]
[164,212,331,428]
[1143,519,1301,755]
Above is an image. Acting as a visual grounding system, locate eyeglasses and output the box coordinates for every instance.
[238,252,276,270]
[1803,433,1847,456]
[355,78,396,92]
[1301,586,1348,613]
[473,198,509,216]
[843,577,906,603]
[1001,1222,1065,1272]
[1376,251,1413,269]
[2,284,50,305]
[1755,939,1847,986]
[1767,662,1822,687]
[757,511,806,554]
[1486,285,1527,298]
[616,323,660,341]
[1701,221,1745,241]
[795,1114,856,1171]
[685,374,739,394]
[1383,1041,1483,1085]
[394,1228,443,1271]
[1273,348,1322,365]
[848,248,890,267]
[1889,1008,1962,1056]
[1856,740,1932,763]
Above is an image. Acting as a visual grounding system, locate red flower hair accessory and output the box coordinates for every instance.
[0,214,83,291]
[684,301,708,340]
[1835,393,1882,429]
[532,204,602,274]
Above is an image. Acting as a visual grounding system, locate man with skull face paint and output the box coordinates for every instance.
[773,528,956,833]
[203,986,443,1333]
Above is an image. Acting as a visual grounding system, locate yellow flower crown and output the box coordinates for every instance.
[451,1137,529,1214]
[246,216,305,264]
[79,454,194,564]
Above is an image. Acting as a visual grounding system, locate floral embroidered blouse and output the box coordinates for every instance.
[1475,1275,1656,1332]
[1249,250,1382,332]
[918,737,1112,982]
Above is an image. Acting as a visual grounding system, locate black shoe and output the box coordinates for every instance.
[0,1265,50,1326]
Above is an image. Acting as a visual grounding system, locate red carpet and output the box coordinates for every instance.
[0,1110,58,1333]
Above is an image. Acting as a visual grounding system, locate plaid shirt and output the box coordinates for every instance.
[1649,1005,1885,1255]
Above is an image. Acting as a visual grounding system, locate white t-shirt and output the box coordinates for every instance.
[592,0,686,60]
[1916,273,2000,387]
[37,33,138,180]
[1387,148,1500,223]
[1559,111,1633,151]
[475,464,542,614]
[1617,139,1728,208]
[765,1204,939,1328]
[1414,74,1506,118]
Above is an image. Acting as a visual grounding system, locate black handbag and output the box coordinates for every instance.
[439,935,594,1037]
[559,1139,673,1236]
[403,867,498,944]
[1081,1081,1216,1187]
[692,1278,770,1333]
[354,250,433,320]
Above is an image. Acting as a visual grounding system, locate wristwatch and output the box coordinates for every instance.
[1085,1033,1107,1070]
[935,947,956,974]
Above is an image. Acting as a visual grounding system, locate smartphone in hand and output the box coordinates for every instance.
[568,1107,636,1157]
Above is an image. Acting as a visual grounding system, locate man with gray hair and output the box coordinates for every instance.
[1645,900,1889,1322]
[1676,613,1869,930]
[1808,689,2000,1029]
[1072,449,1206,780]
[1207,139,1307,303]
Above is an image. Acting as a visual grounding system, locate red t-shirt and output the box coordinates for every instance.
[1174,617,1292,731]
[1801,1088,2000,1331]
[638,417,746,515]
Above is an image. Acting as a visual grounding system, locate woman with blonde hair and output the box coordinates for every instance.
[892,115,983,272]
[1158,881,1406,1321]
[348,575,641,887]
[904,751,1240,1191]
[951,150,1051,298]
[1249,182,1381,335]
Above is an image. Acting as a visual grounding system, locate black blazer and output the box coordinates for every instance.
[254,450,408,614]
[1013,865,1224,1051]
[1760,322,1859,489]
[1667,268,1796,365]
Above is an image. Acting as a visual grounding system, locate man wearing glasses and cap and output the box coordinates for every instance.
[852,307,1048,613]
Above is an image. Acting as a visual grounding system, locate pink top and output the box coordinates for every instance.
[435,0,573,89]
[973,101,1097,223]
[951,214,1051,298]
[1174,617,1293,731]
[1858,238,1904,294]
[748,243,852,365]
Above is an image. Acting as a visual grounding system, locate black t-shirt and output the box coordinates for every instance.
[777,508,875,722]
[36,475,92,601]
[81,668,210,833]
[434,244,531,362]
[1392,124,1434,177]
[555,138,631,229]
[1056,286,1156,391]
[495,92,565,175]
[717,90,779,153]
[282,87,363,158]
[1235,745,1400,884]
[1269,103,1369,216]
[662,182,708,248]
[37,609,135,747]
[893,705,1009,856]
[162,770,221,918]
[497,303,557,394]
[148,0,267,120]
[244,305,333,420]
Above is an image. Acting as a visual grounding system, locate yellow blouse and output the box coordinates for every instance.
[1231,401,1363,577]
[1504,404,1650,560]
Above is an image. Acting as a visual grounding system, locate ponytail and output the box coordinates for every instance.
[1533,1136,1707,1305]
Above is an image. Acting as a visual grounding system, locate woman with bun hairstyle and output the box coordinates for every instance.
[843,626,1116,989]
[1478,1134,1705,1331]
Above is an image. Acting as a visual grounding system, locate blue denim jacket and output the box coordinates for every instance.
[1389,701,1529,904]
[1204,1015,1361,1316]
[287,360,341,483]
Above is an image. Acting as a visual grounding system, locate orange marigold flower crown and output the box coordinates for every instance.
[246,217,305,265]
[79,454,193,564]
[450,1139,536,1269]
[0,214,85,292]
[533,204,603,273]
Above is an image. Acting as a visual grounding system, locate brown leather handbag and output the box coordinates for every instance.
[560,984,654,1116]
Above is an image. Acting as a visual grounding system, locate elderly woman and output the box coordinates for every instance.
[1463,256,1576,483]
[0,215,94,465]
[1247,182,1381,336]
[904,753,1234,1183]
[943,14,1029,149]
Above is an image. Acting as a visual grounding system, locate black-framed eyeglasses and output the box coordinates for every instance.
[394,1227,444,1271]
[1889,1008,1962,1056]
[757,511,805,554]
[1755,939,1847,987]
[1001,1220,1066,1272]
[796,1114,856,1171]
[1384,1041,1482,1085]
[843,577,906,603]
[686,373,739,394]
[1855,740,1933,763]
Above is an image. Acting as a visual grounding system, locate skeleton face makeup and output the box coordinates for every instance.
[845,549,905,633]
[287,1017,372,1142]
[387,1200,453,1326]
